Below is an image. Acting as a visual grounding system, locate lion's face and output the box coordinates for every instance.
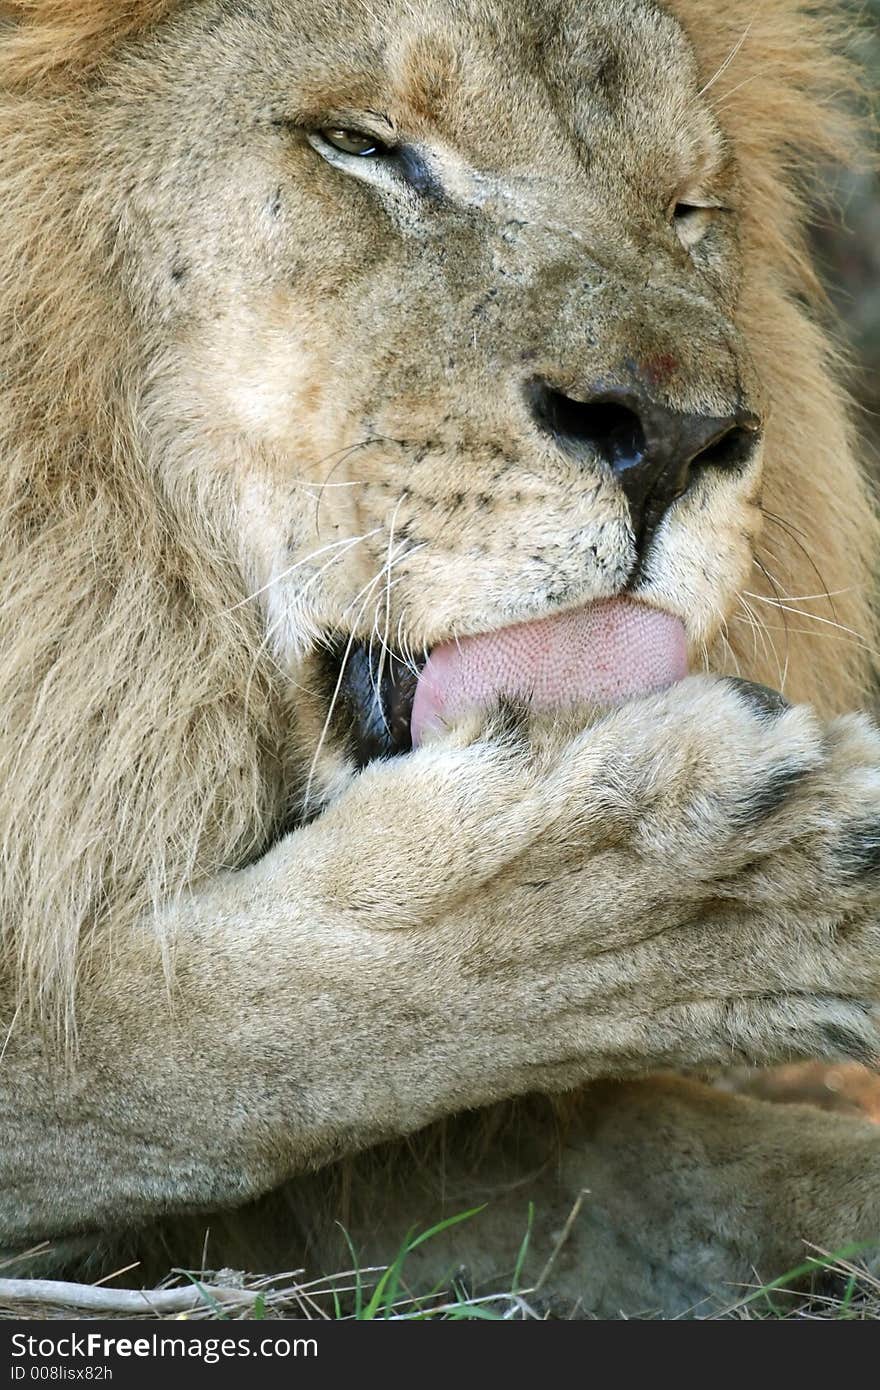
[100,0,764,775]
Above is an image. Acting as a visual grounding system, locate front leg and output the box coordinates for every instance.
[3,676,879,1256]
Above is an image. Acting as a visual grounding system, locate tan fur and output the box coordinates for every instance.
[0,2,179,83]
[1,0,880,1317]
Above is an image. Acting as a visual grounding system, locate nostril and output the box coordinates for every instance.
[579,403,646,469]
[526,380,647,469]
[525,376,762,555]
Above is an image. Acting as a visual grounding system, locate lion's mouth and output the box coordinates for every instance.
[324,600,690,769]
[324,641,425,768]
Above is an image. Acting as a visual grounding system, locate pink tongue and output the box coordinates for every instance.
[411,598,688,746]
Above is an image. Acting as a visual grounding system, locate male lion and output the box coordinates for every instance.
[1,0,880,1320]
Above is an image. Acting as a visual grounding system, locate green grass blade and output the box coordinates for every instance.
[736,1242,877,1310]
[336,1223,365,1319]
[406,1205,487,1253]
[513,1202,534,1294]
[357,1207,488,1318]
[360,1228,416,1320]
[177,1272,229,1320]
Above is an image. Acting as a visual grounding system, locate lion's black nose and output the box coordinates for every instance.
[527,376,761,549]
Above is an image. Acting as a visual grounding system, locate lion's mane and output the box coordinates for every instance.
[0,0,876,1048]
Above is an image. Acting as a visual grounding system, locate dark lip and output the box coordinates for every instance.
[322,639,426,768]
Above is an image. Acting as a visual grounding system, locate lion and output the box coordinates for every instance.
[2,0,880,1320]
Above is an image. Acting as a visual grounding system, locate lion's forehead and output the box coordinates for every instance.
[128,0,730,313]
[170,0,705,169]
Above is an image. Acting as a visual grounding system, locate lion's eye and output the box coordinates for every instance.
[671,201,715,250]
[319,127,390,157]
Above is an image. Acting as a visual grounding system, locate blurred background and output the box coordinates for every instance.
[729,2,880,1121]
[814,2,879,446]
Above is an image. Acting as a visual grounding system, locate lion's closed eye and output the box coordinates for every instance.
[671,200,720,247]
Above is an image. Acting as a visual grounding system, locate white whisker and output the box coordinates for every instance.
[737,593,784,687]
[697,19,754,98]
[728,622,873,658]
[750,556,851,606]
[750,588,853,604]
[226,529,382,613]
[735,597,761,667]
[742,591,873,647]
[302,573,387,816]
[372,548,427,679]
[376,496,406,702]
[731,617,877,657]
[290,479,366,491]
[710,72,761,113]
[302,543,424,812]
[718,627,743,679]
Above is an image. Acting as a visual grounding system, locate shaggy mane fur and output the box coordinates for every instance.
[0,0,877,1046]
[0,2,180,83]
